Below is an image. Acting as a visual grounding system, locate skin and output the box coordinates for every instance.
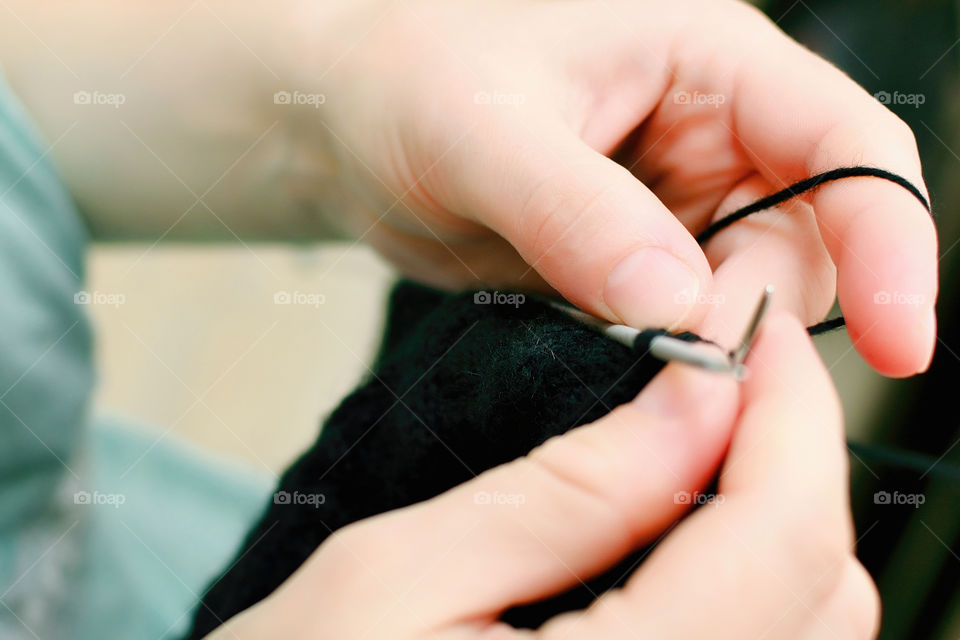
[0,0,927,635]
[207,314,878,639]
[0,0,937,375]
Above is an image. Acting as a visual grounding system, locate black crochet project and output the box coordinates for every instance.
[187,282,699,638]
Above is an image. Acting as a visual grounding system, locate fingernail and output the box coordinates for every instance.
[604,247,700,330]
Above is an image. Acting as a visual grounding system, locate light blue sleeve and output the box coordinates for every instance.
[0,78,272,640]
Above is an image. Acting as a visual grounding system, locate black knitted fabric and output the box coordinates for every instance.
[185,165,933,637]
[186,282,700,638]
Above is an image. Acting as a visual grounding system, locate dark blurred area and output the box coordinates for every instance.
[760,1,960,638]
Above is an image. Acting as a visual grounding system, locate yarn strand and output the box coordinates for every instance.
[694,166,932,336]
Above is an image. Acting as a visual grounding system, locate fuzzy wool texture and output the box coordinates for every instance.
[186,166,930,637]
[186,282,691,638]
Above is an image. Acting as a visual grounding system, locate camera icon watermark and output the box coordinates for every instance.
[473,490,526,508]
[274,290,326,307]
[74,490,126,508]
[74,290,126,308]
[873,90,925,108]
[872,290,925,307]
[474,90,526,108]
[673,90,726,108]
[273,490,326,508]
[674,490,725,507]
[273,90,326,108]
[873,490,925,508]
[674,289,725,307]
[73,90,126,109]
[473,291,525,308]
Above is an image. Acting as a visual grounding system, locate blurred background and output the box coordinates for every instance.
[87,244,393,475]
[82,1,960,638]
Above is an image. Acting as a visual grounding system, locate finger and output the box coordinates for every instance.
[364,223,557,294]
[719,312,849,516]
[726,16,937,375]
[307,361,739,628]
[694,174,836,346]
[540,312,852,639]
[795,559,881,640]
[446,115,714,330]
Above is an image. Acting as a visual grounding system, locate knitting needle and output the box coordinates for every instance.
[730,284,774,368]
[550,285,775,380]
[647,335,740,375]
[548,303,641,348]
[648,286,774,379]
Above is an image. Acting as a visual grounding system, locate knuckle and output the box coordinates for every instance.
[516,163,624,264]
[517,169,579,261]
[888,114,919,150]
[299,519,424,638]
[312,520,383,583]
[526,417,636,534]
[862,110,921,167]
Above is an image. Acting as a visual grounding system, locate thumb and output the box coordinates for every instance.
[307,362,738,630]
[450,119,713,330]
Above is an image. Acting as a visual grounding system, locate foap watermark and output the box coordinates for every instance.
[73,90,126,108]
[674,289,725,307]
[874,490,925,509]
[273,490,326,508]
[873,90,925,108]
[474,90,526,108]
[674,490,725,507]
[474,490,526,508]
[274,90,326,108]
[274,290,326,307]
[75,290,125,308]
[873,290,925,307]
[474,291,525,308]
[74,490,126,508]
[673,90,726,108]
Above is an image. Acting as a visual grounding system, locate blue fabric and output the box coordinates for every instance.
[0,77,271,639]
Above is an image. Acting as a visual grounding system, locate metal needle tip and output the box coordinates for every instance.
[730,284,774,367]
[550,285,775,380]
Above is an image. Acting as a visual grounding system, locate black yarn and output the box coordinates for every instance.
[185,167,935,636]
[808,316,847,336]
[695,166,932,336]
[696,166,931,245]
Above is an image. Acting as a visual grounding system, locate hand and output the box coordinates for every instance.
[309,0,937,376]
[2,0,936,375]
[208,313,878,639]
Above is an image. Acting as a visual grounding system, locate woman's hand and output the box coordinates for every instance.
[2,0,936,375]
[208,313,878,639]
[310,0,936,377]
